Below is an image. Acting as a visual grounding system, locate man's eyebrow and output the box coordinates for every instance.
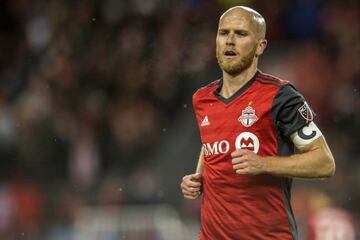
[218,28,248,33]
[234,29,248,32]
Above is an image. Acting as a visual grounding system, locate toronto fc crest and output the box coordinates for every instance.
[238,105,258,127]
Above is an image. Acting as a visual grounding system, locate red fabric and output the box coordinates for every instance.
[193,72,293,239]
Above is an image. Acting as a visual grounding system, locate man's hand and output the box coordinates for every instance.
[231,149,266,175]
[181,173,202,199]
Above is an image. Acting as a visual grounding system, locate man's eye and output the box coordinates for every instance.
[236,32,248,36]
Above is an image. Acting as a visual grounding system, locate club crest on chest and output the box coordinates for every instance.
[238,105,258,127]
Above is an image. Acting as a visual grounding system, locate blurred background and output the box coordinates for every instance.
[0,0,359,239]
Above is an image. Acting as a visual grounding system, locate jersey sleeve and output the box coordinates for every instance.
[272,83,316,137]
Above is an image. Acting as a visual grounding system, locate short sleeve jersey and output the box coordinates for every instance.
[192,70,315,240]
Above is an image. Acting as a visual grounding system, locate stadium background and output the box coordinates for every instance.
[0,0,358,239]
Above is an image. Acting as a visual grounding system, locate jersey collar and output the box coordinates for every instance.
[213,70,259,104]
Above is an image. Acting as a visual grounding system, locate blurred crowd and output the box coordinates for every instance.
[0,0,359,239]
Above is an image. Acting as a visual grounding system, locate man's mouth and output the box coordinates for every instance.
[224,50,237,57]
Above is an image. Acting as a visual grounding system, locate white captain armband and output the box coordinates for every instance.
[290,122,323,149]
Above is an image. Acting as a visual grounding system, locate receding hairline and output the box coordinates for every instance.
[219,6,266,40]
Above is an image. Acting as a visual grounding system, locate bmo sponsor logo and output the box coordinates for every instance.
[203,132,260,156]
[235,132,259,153]
[203,140,230,156]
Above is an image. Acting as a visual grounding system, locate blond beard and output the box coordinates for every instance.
[217,46,257,76]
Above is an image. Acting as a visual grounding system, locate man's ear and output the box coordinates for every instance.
[256,39,267,57]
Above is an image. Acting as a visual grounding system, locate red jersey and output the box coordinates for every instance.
[192,70,315,240]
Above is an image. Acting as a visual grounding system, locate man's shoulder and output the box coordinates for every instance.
[256,71,304,99]
[255,71,290,88]
[193,79,221,99]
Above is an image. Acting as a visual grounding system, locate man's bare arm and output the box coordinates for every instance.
[231,122,335,178]
[264,136,335,178]
[181,147,204,199]
[196,147,204,174]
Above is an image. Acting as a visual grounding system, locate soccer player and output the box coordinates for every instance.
[180,6,335,240]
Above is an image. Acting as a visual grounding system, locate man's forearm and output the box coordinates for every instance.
[264,137,335,178]
[196,147,204,174]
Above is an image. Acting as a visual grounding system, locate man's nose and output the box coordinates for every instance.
[226,33,235,45]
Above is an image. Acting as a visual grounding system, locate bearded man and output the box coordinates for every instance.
[180,6,335,240]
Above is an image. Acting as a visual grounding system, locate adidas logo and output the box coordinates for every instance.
[201,116,210,127]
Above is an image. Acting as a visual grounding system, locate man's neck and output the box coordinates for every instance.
[220,64,258,99]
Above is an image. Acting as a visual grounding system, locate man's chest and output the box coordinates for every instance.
[197,96,276,157]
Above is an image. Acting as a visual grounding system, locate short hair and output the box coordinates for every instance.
[220,6,266,40]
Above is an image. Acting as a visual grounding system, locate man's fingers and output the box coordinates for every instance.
[191,173,202,180]
[189,186,201,192]
[231,155,248,165]
[181,185,201,199]
[181,173,203,199]
[231,149,253,158]
[182,185,201,193]
[182,174,202,188]
[183,174,202,184]
[181,181,201,189]
[231,157,241,165]
[233,162,248,171]
[182,188,201,196]
[236,169,249,175]
[231,149,247,158]
[183,190,201,199]
[188,180,201,187]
